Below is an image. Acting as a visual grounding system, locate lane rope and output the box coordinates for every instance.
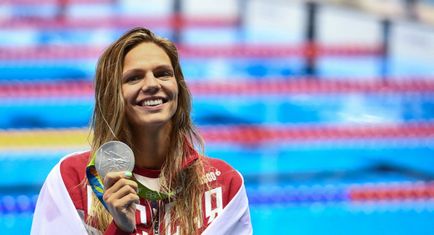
[1,79,434,98]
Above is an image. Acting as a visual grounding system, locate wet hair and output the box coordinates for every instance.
[88,27,207,234]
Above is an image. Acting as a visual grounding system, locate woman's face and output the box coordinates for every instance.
[121,42,178,130]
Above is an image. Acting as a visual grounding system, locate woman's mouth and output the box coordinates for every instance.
[138,97,168,107]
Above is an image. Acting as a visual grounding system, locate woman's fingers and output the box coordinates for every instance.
[103,171,133,189]
[104,178,138,197]
[102,171,139,232]
[111,193,140,211]
[103,171,138,202]
[104,182,138,204]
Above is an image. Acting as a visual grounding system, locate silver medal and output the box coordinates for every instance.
[95,141,135,178]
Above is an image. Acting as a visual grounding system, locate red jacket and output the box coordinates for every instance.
[60,150,243,235]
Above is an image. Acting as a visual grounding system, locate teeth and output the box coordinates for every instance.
[143,99,163,106]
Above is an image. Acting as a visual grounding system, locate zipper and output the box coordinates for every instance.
[151,200,160,235]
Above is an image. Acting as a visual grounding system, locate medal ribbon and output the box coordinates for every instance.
[136,181,171,201]
[86,153,172,209]
[86,153,108,209]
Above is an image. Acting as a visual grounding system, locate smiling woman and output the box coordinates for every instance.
[122,42,179,136]
[31,28,252,235]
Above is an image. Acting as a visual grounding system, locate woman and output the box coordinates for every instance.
[31,27,252,235]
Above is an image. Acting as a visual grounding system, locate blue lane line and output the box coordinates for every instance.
[3,183,434,215]
[247,186,348,205]
[0,194,38,215]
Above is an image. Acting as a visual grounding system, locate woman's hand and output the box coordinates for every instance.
[103,171,139,232]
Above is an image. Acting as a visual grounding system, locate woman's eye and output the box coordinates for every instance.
[155,70,173,78]
[126,75,141,83]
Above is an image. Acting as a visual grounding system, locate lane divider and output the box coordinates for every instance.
[3,0,110,4]
[1,79,434,98]
[2,181,433,215]
[0,43,382,60]
[0,15,238,30]
[200,124,434,144]
[248,181,434,205]
[349,182,434,201]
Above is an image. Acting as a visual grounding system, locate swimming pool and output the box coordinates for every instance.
[1,1,434,234]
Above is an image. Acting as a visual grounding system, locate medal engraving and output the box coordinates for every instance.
[95,141,135,178]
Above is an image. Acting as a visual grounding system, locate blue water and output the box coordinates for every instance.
[1,94,434,129]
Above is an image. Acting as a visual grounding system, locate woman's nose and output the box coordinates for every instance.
[141,73,160,94]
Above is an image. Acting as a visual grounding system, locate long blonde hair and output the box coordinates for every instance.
[88,27,207,234]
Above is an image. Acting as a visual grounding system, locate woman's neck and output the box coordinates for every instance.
[131,123,172,169]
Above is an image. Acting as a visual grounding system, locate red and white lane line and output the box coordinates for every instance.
[0,43,383,60]
[1,79,433,98]
[0,15,239,30]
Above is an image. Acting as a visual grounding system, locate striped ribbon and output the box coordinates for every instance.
[86,153,172,209]
[86,153,108,209]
